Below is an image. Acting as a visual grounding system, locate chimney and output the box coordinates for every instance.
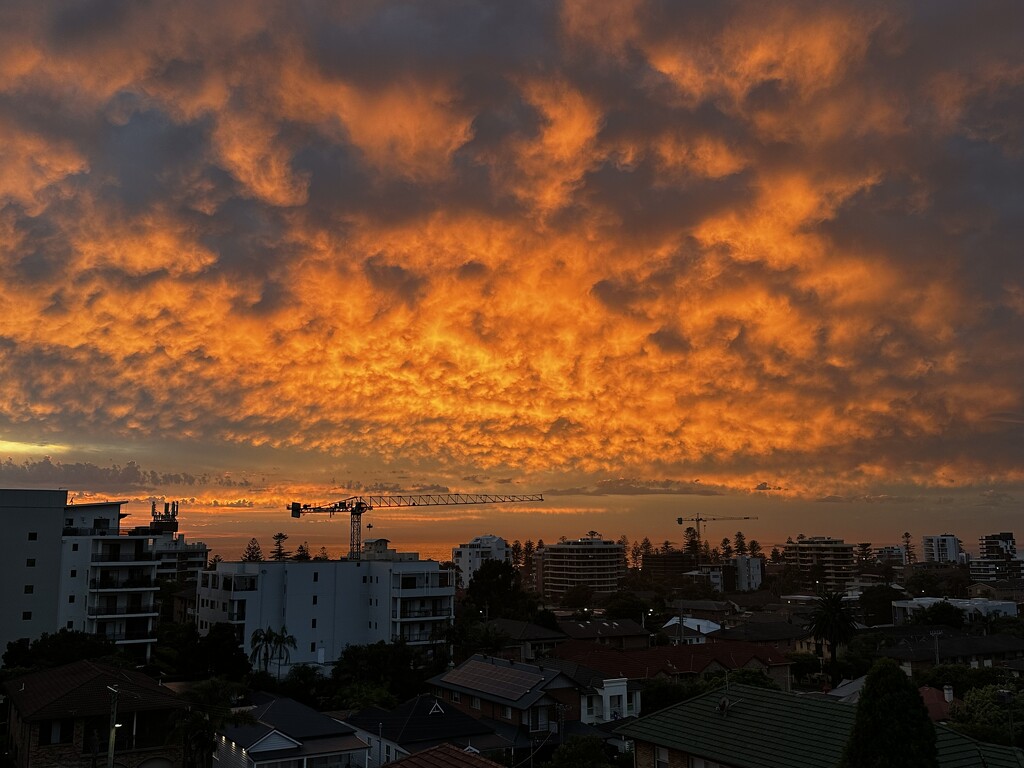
[944,685,954,703]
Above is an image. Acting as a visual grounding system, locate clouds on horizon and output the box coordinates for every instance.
[2,0,1024,499]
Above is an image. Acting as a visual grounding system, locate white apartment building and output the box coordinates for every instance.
[196,538,455,675]
[876,545,908,566]
[532,534,625,602]
[452,534,510,589]
[1,488,203,662]
[921,534,964,564]
[970,532,1023,582]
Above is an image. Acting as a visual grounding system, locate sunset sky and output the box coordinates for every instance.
[1,0,1023,560]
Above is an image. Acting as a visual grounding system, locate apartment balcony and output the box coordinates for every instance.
[393,610,451,620]
[87,605,159,619]
[89,577,157,591]
[391,631,445,644]
[91,552,155,563]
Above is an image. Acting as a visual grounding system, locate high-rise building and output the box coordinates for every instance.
[532,534,625,602]
[783,537,855,591]
[1,488,203,661]
[196,537,455,674]
[921,534,964,564]
[970,532,1022,582]
[452,534,510,588]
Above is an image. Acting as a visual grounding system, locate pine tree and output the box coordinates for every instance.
[313,546,330,561]
[840,658,937,767]
[271,532,291,561]
[748,539,762,558]
[733,531,748,556]
[241,538,264,562]
[720,537,734,559]
[510,540,523,568]
[293,542,311,561]
[770,546,783,563]
[903,531,917,564]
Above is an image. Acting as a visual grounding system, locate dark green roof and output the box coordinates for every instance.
[615,684,1024,768]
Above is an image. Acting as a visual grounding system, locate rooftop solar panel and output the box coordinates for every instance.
[441,660,544,701]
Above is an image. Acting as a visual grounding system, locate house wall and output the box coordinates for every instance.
[634,740,690,768]
[10,714,182,768]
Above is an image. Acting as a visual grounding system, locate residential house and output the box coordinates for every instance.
[556,618,650,650]
[615,683,1024,767]
[217,693,367,768]
[879,634,1024,675]
[343,693,511,767]
[388,743,506,768]
[547,639,792,693]
[891,597,1017,626]
[483,618,566,661]
[4,660,186,768]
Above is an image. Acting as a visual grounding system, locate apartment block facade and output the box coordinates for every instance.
[0,488,203,661]
[783,536,855,591]
[970,532,1023,582]
[532,534,625,602]
[452,534,510,589]
[921,534,964,564]
[196,538,455,674]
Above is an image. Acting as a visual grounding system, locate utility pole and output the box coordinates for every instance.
[106,685,119,768]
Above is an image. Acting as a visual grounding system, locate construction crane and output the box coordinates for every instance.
[676,515,758,542]
[289,493,544,560]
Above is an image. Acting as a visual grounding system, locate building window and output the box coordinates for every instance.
[586,695,595,716]
[502,706,512,720]
[66,621,73,629]
[312,595,318,605]
[68,595,75,603]
[22,612,31,620]
[70,569,77,577]
[656,746,669,768]
[26,559,35,567]
[313,571,319,582]
[72,543,78,551]
[24,585,33,594]
[311,618,317,629]
[472,697,481,710]
[27,531,37,541]
[310,642,316,652]
[38,719,74,745]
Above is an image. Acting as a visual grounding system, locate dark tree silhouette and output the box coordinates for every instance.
[271,532,291,561]
[840,658,937,768]
[808,591,856,686]
[241,538,263,561]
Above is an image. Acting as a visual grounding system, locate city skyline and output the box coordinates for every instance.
[2,2,1023,552]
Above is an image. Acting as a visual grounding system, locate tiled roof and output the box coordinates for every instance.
[881,634,1024,662]
[389,743,505,768]
[345,694,500,749]
[3,660,185,720]
[486,618,565,642]
[547,639,788,680]
[428,655,569,707]
[557,618,648,639]
[709,622,810,642]
[615,683,1024,768]
[222,694,359,748]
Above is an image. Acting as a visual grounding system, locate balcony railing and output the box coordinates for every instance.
[87,605,158,617]
[89,577,156,590]
[394,608,450,619]
[91,553,155,563]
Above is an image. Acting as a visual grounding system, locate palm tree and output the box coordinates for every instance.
[249,626,276,674]
[808,591,856,687]
[271,626,297,678]
[169,678,253,768]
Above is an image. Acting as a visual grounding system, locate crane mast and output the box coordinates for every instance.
[289,492,544,559]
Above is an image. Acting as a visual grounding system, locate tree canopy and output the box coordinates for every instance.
[808,591,857,686]
[840,658,938,768]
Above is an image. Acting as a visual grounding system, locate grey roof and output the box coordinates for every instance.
[428,655,571,708]
[485,618,566,642]
[557,618,649,639]
[880,633,1024,663]
[615,683,1024,768]
[709,622,810,642]
[222,694,361,752]
[345,694,505,752]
